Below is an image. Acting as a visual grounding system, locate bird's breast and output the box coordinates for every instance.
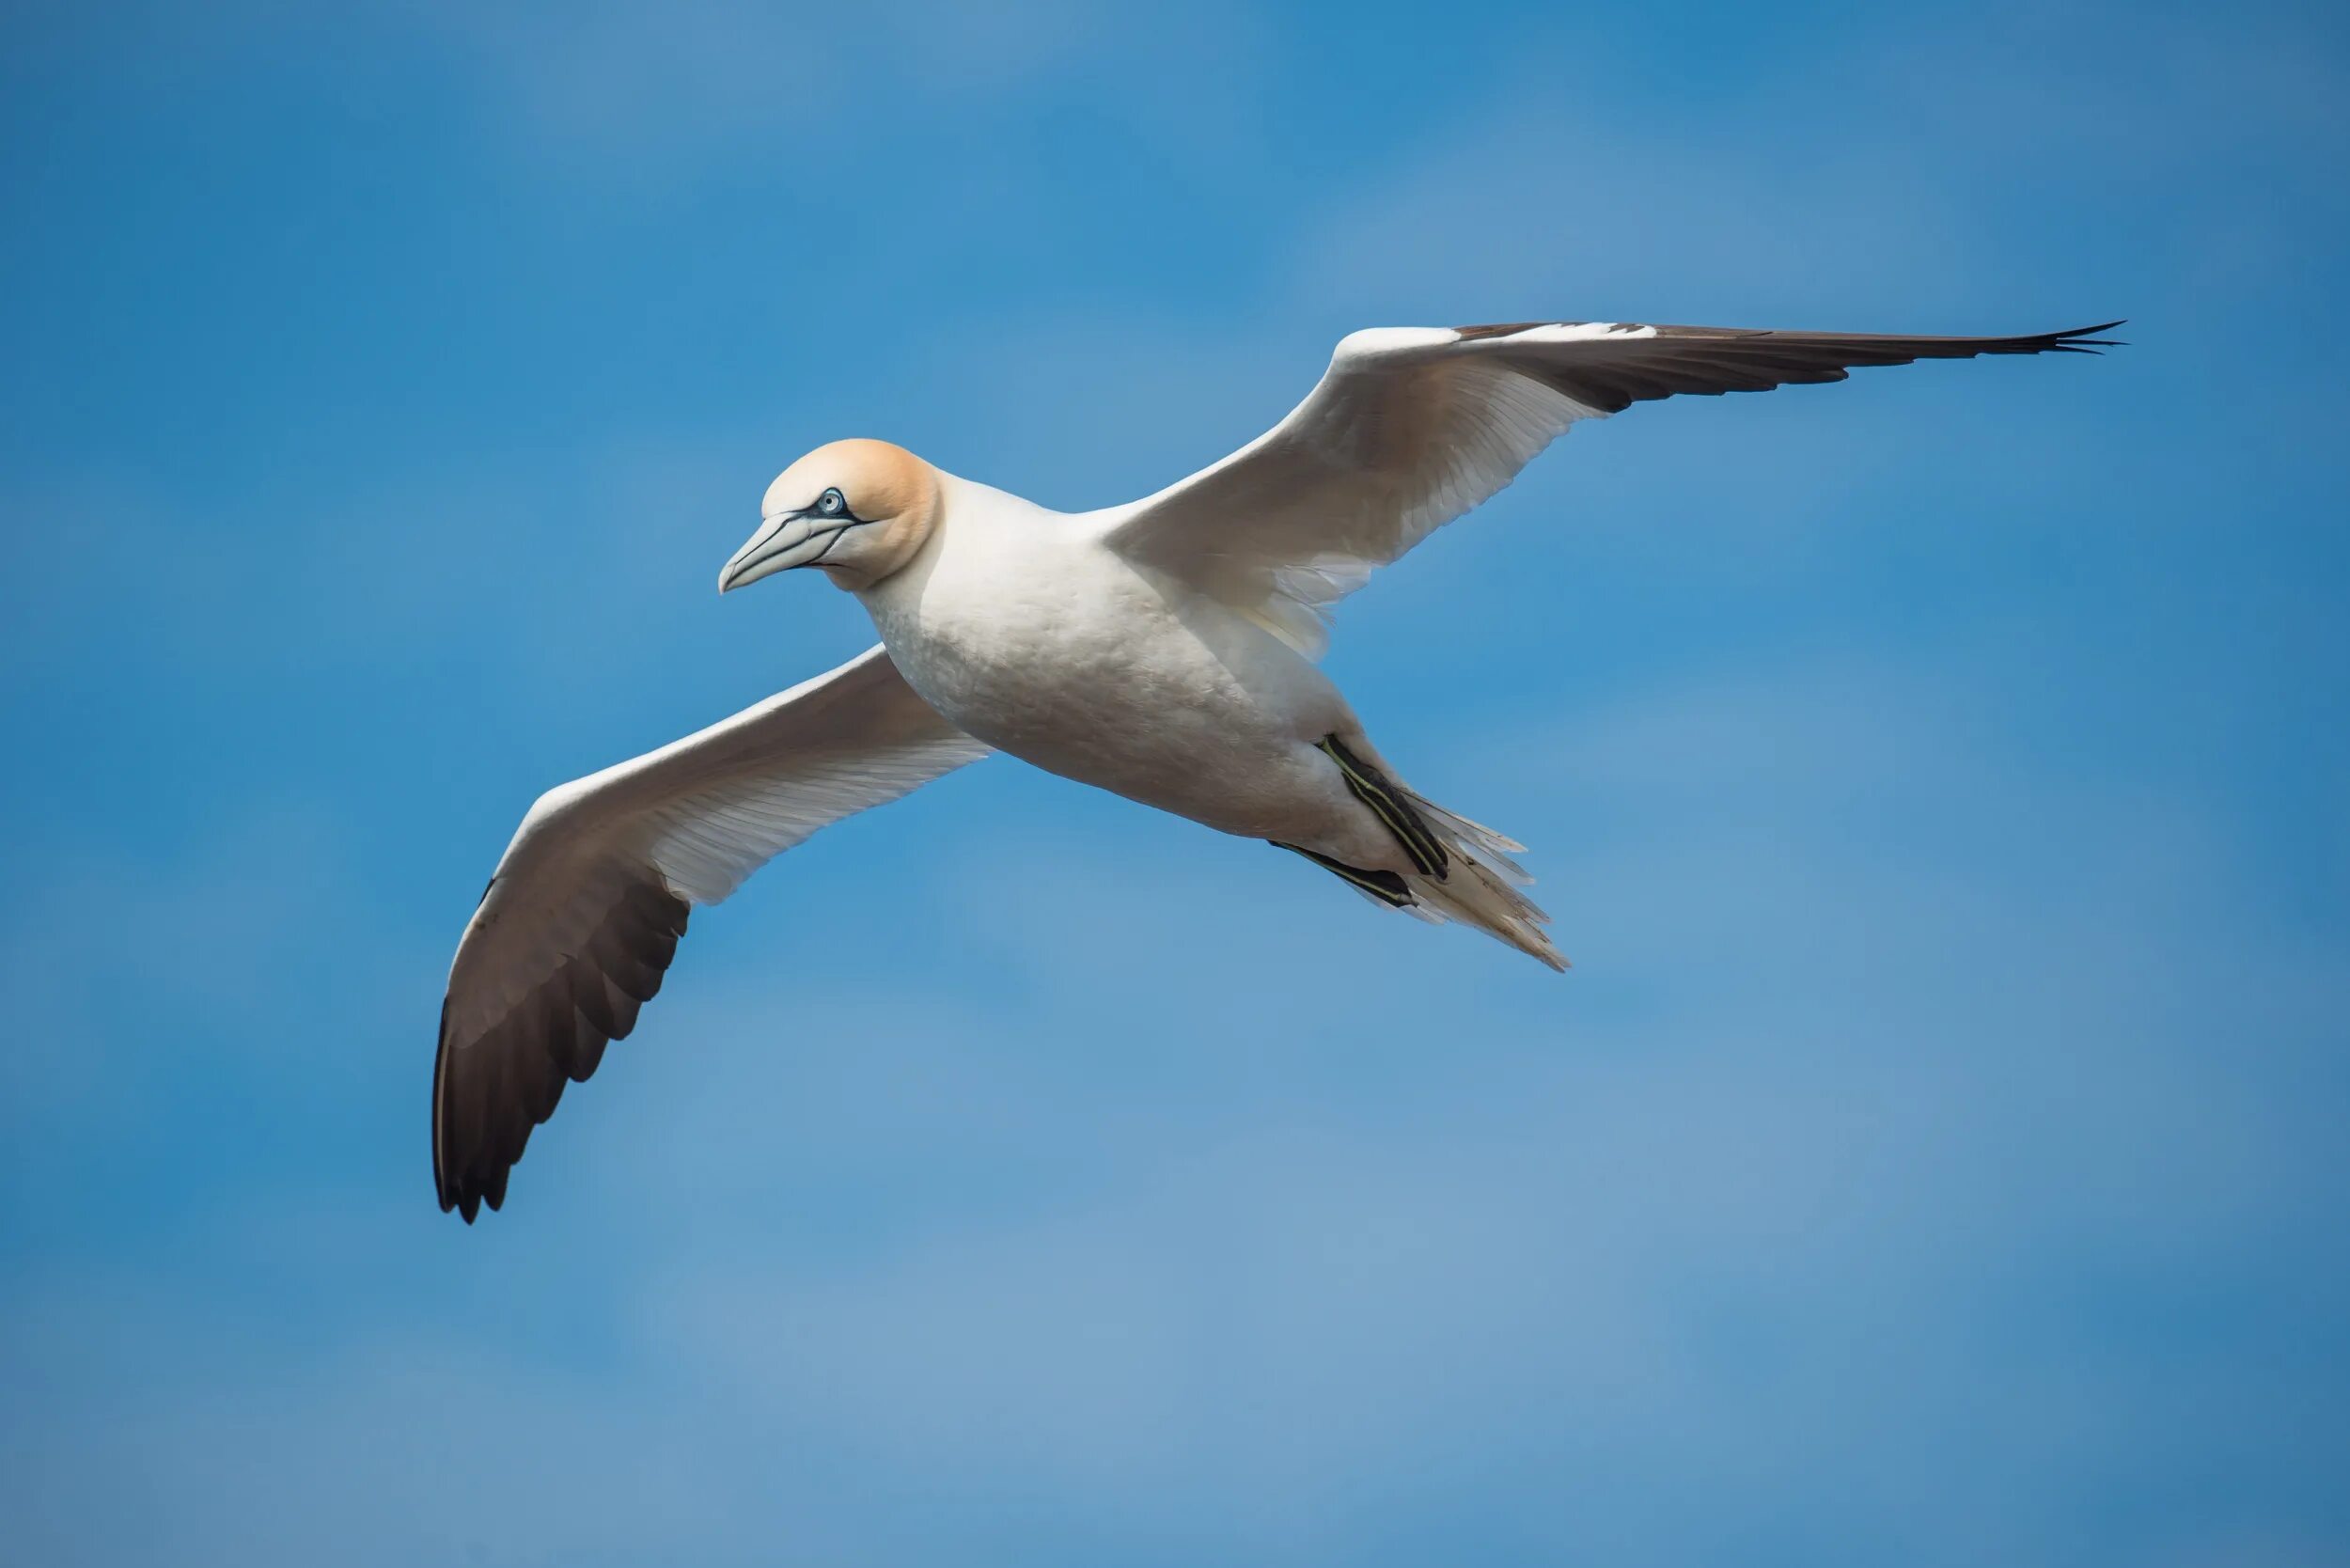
[860,528,1340,818]
[873,542,1190,740]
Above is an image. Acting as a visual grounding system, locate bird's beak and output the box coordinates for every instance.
[718,514,840,593]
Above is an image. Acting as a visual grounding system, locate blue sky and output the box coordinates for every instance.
[3,0,2346,1562]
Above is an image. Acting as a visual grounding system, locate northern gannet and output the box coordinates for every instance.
[434,317,2122,1219]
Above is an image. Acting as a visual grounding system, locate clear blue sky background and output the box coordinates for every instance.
[4,2,2345,1562]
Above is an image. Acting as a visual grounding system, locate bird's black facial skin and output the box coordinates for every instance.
[787,488,871,569]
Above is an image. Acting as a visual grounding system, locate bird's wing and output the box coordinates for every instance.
[1101,320,2123,655]
[432,643,988,1221]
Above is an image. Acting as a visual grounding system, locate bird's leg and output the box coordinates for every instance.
[1315,735,1449,879]
[1268,840,1415,906]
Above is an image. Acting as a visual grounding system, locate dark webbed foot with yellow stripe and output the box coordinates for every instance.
[1316,734,1449,879]
[1270,840,1414,906]
[1274,732,1561,966]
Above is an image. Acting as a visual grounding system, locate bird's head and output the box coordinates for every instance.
[718,438,941,595]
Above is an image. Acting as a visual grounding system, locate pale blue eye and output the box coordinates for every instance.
[816,488,846,517]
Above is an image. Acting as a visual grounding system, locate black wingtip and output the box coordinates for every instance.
[2053,319,2128,350]
[432,881,692,1228]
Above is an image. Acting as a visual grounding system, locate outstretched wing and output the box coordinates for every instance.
[1102,320,2123,654]
[432,644,988,1221]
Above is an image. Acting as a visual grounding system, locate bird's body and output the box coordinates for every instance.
[431,316,2123,1220]
[859,475,1375,861]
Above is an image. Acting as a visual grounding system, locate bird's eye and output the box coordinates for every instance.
[815,488,846,517]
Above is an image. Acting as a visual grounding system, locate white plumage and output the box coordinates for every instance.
[433,314,2122,1219]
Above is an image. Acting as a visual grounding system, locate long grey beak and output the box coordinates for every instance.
[718,514,840,593]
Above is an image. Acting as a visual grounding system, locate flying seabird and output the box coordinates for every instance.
[433,317,2123,1219]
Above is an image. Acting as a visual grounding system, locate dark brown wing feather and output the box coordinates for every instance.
[1465,320,2126,415]
[431,876,690,1222]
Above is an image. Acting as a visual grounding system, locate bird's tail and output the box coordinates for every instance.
[1392,790,1566,970]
